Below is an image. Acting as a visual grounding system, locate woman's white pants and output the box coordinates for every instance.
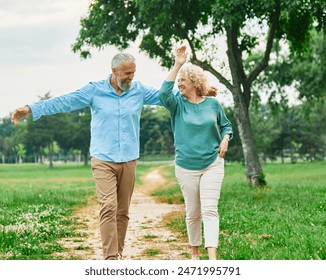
[175,157,224,248]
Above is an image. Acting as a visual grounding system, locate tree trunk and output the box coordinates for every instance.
[232,89,265,186]
[225,26,266,187]
[48,142,54,168]
[83,149,88,165]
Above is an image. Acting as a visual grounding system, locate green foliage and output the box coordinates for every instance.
[223,107,244,162]
[70,108,91,165]
[73,0,325,66]
[72,0,139,58]
[73,0,213,65]
[1,95,91,164]
[140,106,175,158]
[258,31,326,105]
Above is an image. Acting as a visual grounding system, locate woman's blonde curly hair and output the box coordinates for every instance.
[179,63,217,97]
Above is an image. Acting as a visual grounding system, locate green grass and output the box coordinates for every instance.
[0,162,165,260]
[143,234,158,239]
[144,248,161,256]
[134,162,163,186]
[0,161,325,260]
[0,163,95,260]
[151,163,184,204]
[161,161,326,260]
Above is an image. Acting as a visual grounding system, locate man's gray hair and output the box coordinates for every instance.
[111,53,136,69]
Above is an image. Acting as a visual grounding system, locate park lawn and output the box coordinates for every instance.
[0,161,325,260]
[0,164,95,260]
[0,163,156,260]
[156,161,326,260]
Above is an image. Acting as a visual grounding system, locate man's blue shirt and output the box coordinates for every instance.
[29,76,165,162]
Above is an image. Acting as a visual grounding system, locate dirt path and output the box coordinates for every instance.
[55,167,189,260]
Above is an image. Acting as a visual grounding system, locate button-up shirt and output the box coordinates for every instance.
[29,76,164,162]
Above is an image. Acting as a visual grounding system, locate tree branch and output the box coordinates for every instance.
[248,1,281,86]
[186,38,234,93]
[230,25,248,85]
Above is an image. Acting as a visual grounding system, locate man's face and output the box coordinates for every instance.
[115,62,136,91]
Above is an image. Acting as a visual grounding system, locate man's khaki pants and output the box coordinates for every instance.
[91,157,136,260]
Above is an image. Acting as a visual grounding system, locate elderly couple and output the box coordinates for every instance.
[12,46,233,260]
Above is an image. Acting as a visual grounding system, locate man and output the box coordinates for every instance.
[12,53,173,260]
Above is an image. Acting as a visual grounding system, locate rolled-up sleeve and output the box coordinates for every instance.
[216,102,233,141]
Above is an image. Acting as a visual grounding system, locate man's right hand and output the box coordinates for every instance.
[11,105,31,124]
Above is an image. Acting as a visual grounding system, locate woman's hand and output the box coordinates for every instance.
[218,138,229,158]
[175,45,187,66]
[165,45,187,81]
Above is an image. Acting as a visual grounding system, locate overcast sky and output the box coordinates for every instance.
[0,0,231,119]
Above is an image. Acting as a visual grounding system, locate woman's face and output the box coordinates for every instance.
[177,74,194,96]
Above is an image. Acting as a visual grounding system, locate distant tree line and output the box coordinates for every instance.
[1,94,325,166]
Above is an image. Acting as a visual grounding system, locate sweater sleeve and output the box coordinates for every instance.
[158,80,178,114]
[142,84,161,105]
[216,101,233,141]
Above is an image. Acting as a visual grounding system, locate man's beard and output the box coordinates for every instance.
[117,78,132,91]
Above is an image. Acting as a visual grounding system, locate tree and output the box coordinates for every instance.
[263,30,326,104]
[251,30,326,162]
[223,107,244,162]
[73,0,325,186]
[7,122,28,163]
[250,105,280,163]
[26,114,57,167]
[298,102,326,161]
[0,117,15,163]
[25,93,69,168]
[140,106,174,158]
[69,108,91,165]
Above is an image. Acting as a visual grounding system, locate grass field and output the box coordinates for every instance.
[0,164,95,259]
[0,161,325,260]
[0,163,156,260]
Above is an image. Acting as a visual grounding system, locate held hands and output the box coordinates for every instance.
[11,106,31,124]
[174,45,187,66]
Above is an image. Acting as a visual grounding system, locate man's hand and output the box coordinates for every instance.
[11,105,31,124]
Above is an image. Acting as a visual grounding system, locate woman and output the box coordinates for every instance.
[158,46,233,260]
